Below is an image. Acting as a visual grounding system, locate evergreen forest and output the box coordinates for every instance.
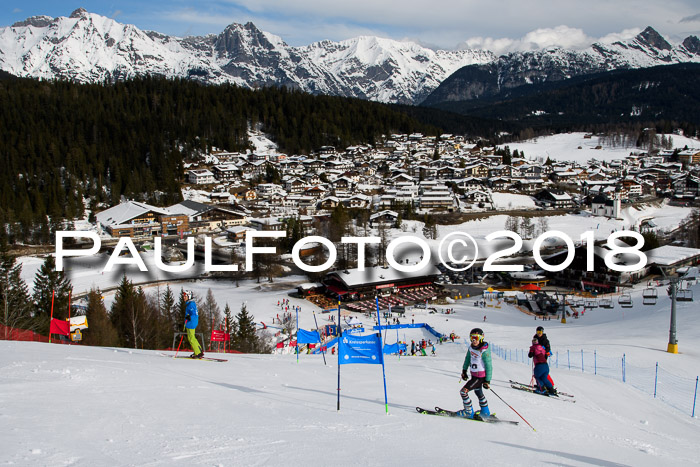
[0,76,438,244]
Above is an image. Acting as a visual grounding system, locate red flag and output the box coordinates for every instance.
[50,319,70,336]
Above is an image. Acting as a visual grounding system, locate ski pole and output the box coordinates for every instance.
[488,387,536,432]
[174,334,185,358]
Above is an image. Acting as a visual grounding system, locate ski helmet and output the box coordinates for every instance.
[536,326,544,332]
[184,290,193,300]
[469,328,484,343]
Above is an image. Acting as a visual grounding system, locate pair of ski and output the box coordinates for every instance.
[158,352,228,362]
[509,380,575,402]
[416,407,519,425]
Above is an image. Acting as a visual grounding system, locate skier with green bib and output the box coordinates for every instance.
[456,328,492,418]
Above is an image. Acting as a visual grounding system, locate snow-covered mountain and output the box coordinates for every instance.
[2,9,698,106]
[423,27,700,105]
[0,8,493,104]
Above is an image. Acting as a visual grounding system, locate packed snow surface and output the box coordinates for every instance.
[2,272,700,465]
[506,132,700,163]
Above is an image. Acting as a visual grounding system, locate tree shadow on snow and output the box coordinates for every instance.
[491,441,631,467]
[206,381,268,394]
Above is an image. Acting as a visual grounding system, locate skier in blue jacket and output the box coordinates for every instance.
[183,290,203,359]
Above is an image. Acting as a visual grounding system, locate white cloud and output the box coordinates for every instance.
[459,26,592,55]
[596,28,643,44]
[459,26,648,55]
[117,1,700,49]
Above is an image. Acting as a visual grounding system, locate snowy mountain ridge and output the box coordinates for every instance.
[0,8,493,104]
[423,26,700,105]
[1,8,699,105]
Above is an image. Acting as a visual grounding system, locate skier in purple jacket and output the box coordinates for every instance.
[529,338,556,395]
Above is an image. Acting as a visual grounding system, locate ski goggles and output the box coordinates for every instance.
[470,334,482,341]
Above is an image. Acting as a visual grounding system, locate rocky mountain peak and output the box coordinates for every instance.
[636,26,672,50]
[11,15,54,28]
[70,8,89,19]
[682,35,700,55]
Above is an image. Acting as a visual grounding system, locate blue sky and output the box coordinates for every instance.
[2,1,699,54]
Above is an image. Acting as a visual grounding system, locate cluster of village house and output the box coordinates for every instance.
[94,133,700,242]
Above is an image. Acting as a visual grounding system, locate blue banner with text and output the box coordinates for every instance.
[339,333,384,365]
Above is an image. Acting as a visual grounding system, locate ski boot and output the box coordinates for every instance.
[477,405,490,417]
[455,406,475,419]
[196,352,204,359]
[189,353,198,359]
[547,387,557,396]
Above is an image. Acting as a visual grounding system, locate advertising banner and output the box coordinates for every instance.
[338,333,383,365]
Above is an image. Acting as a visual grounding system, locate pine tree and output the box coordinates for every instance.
[32,256,73,323]
[0,247,34,336]
[422,215,438,240]
[175,288,189,330]
[109,275,148,348]
[520,217,535,239]
[232,303,262,353]
[223,303,235,341]
[198,288,220,347]
[160,285,176,328]
[82,288,119,347]
[505,215,520,235]
[536,216,550,236]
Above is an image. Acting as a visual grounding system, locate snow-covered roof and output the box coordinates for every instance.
[95,201,171,227]
[298,282,324,291]
[646,246,700,266]
[328,264,440,288]
[225,226,253,234]
[369,210,398,220]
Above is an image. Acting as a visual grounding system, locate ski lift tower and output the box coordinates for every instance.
[557,291,567,324]
[667,276,678,354]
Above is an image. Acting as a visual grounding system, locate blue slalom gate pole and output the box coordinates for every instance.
[296,307,299,364]
[654,362,658,398]
[376,296,389,414]
[337,301,341,411]
[622,354,626,383]
[313,311,327,365]
[692,376,698,418]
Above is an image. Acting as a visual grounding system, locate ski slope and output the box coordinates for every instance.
[1,275,699,465]
[506,132,700,164]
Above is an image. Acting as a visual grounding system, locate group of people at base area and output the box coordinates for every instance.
[410,339,436,356]
[452,325,556,419]
[183,290,204,359]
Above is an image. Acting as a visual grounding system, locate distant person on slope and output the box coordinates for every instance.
[457,328,492,419]
[529,337,556,396]
[184,290,203,359]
